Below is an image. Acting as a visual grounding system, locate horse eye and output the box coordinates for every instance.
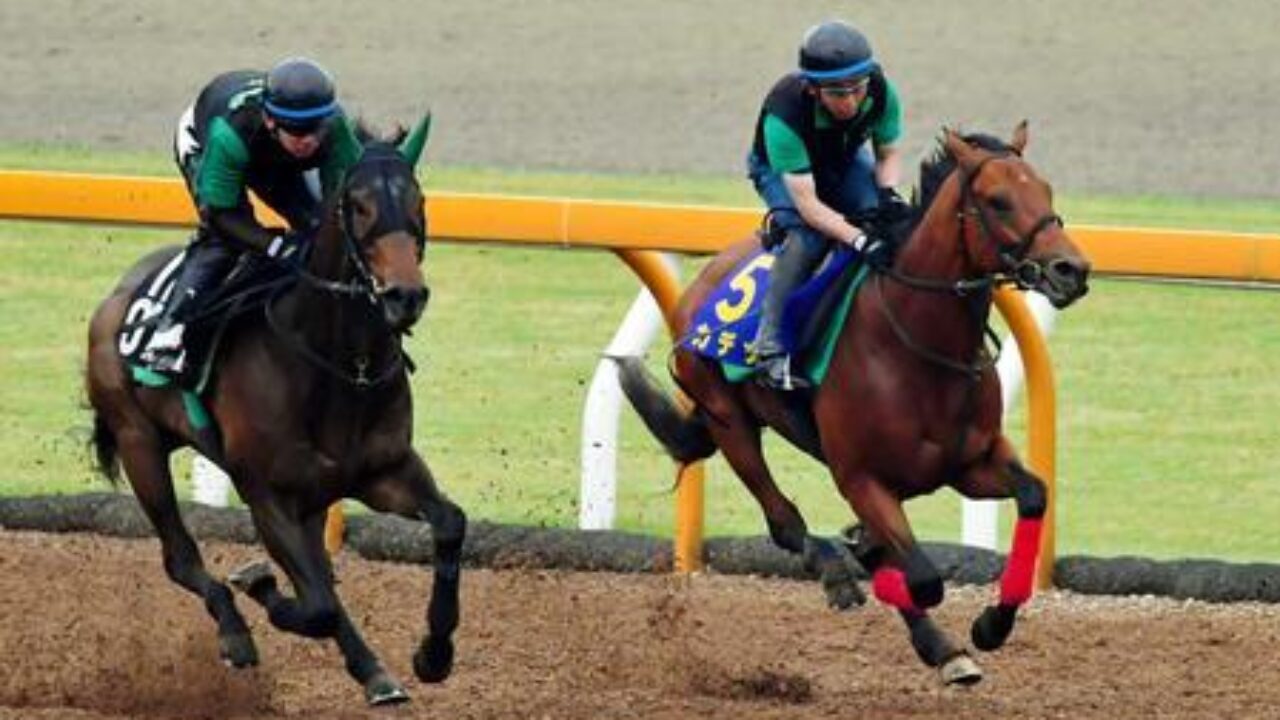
[988,195,1014,215]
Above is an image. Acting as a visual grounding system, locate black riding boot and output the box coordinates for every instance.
[141,240,236,373]
[753,230,828,390]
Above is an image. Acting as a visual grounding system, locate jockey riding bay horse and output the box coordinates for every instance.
[86,117,464,705]
[619,123,1090,684]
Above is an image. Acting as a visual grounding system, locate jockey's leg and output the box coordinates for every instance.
[142,238,238,372]
[753,226,828,390]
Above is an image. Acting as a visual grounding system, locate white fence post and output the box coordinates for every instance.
[191,454,231,507]
[579,253,679,530]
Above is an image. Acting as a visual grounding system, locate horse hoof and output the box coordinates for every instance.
[218,631,259,668]
[228,561,275,595]
[413,636,454,684]
[970,604,1017,652]
[365,671,410,706]
[939,653,983,686]
[823,576,867,611]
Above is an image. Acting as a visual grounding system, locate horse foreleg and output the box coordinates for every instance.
[843,523,982,684]
[359,453,466,685]
[114,425,257,667]
[954,454,1047,652]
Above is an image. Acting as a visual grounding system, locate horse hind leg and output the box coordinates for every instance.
[705,395,865,610]
[109,421,258,667]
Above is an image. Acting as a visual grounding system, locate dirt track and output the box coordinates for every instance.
[3,0,1278,198]
[3,531,1279,719]
[4,4,1280,718]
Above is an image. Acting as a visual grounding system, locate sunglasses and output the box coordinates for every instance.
[274,121,328,139]
[818,80,870,98]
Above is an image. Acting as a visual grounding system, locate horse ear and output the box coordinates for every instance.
[1010,120,1029,155]
[942,126,981,170]
[398,113,432,167]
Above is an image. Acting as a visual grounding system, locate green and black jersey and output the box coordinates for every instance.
[750,71,902,199]
[186,70,362,246]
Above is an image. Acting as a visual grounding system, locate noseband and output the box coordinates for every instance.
[957,152,1063,291]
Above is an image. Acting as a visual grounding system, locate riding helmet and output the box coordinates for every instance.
[798,20,876,82]
[263,57,337,132]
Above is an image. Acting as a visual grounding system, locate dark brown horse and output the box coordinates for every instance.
[619,123,1090,684]
[86,119,464,705]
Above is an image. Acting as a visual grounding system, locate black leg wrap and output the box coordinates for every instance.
[971,603,1018,652]
[903,612,959,668]
[414,635,455,683]
[904,546,944,609]
[1012,464,1047,519]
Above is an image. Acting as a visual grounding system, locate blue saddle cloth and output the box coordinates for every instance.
[679,245,867,383]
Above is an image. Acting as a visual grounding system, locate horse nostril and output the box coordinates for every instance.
[1049,258,1088,284]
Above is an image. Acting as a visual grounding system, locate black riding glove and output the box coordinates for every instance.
[860,233,896,270]
[876,186,912,225]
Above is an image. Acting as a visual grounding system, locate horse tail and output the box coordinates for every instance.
[90,411,121,485]
[612,355,716,464]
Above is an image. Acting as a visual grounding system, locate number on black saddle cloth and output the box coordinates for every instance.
[116,249,295,386]
[679,244,871,385]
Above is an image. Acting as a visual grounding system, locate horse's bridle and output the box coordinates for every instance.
[267,150,428,389]
[956,151,1064,291]
[873,147,1062,380]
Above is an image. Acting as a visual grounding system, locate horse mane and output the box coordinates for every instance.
[914,131,1012,212]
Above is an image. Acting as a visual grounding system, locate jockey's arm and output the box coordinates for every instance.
[203,204,280,255]
[874,142,904,190]
[782,172,867,247]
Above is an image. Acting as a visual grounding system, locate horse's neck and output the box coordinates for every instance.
[283,225,398,379]
[879,184,992,358]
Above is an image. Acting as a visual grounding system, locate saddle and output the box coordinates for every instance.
[117,249,297,391]
[680,242,870,385]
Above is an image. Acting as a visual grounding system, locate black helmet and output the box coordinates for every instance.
[263,57,337,132]
[798,21,876,83]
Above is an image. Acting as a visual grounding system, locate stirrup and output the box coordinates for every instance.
[756,354,810,391]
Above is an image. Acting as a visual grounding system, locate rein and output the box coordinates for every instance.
[873,148,1059,377]
[262,150,425,391]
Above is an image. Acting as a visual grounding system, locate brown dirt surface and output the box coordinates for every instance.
[2,0,1277,198]
[3,531,1279,719]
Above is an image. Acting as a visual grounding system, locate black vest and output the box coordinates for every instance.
[751,71,888,202]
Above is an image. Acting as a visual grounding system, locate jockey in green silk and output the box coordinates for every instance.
[142,57,364,374]
[747,20,909,390]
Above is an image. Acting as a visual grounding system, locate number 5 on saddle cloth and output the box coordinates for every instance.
[680,244,871,386]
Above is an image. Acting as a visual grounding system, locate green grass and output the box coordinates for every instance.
[2,144,1279,562]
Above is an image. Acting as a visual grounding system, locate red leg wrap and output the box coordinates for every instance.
[1000,517,1043,606]
[872,567,921,614]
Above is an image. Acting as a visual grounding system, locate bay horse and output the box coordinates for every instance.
[619,123,1090,684]
[85,117,465,705]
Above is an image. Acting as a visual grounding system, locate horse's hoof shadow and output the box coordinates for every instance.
[228,561,275,595]
[413,636,454,684]
[822,571,867,611]
[939,652,983,686]
[218,631,259,668]
[365,670,410,706]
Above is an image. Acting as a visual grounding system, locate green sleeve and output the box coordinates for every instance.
[762,113,811,174]
[319,117,364,197]
[870,78,904,147]
[196,117,250,209]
